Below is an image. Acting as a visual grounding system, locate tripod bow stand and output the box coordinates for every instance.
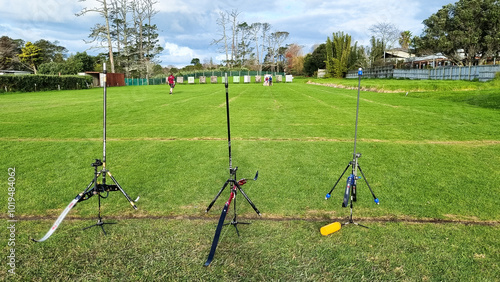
[325,68,379,229]
[204,73,261,267]
[32,63,139,242]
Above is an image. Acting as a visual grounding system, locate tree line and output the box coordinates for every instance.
[0,36,165,77]
[0,0,164,78]
[293,0,500,78]
[0,37,97,75]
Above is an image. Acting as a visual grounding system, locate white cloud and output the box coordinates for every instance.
[2,0,94,23]
[161,42,202,67]
[215,54,227,63]
[1,0,454,67]
[164,42,195,58]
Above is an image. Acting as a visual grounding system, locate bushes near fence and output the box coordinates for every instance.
[0,75,94,93]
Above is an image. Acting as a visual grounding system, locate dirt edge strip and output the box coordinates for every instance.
[306,81,406,93]
[1,137,499,145]
[8,215,499,226]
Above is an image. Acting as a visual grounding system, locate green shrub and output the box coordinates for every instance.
[0,74,93,93]
[494,71,500,80]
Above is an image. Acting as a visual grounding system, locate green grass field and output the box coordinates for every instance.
[1,78,499,280]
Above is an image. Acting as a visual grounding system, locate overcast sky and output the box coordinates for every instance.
[0,0,453,67]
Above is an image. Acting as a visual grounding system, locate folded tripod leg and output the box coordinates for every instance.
[357,165,379,204]
[206,180,230,213]
[325,163,351,200]
[235,182,261,216]
[107,171,139,209]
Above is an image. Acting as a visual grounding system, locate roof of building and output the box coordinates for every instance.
[0,70,32,75]
[406,53,448,62]
[385,49,414,59]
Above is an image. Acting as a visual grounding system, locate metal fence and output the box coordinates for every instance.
[347,65,500,81]
[125,78,167,86]
[125,71,286,86]
[177,70,285,80]
[347,66,394,79]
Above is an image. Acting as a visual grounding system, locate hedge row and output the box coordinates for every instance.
[0,75,94,93]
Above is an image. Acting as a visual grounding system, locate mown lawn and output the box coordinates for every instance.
[1,78,498,280]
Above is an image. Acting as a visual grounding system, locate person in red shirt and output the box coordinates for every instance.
[168,73,175,94]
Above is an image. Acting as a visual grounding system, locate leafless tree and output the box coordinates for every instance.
[77,0,116,72]
[369,22,400,62]
[212,11,230,67]
[229,9,241,68]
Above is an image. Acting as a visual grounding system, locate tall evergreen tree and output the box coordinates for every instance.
[326,32,352,78]
[18,42,43,74]
[399,31,412,50]
[303,44,326,76]
[368,36,385,67]
[420,0,500,65]
[0,36,22,70]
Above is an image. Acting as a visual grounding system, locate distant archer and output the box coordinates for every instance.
[168,73,175,94]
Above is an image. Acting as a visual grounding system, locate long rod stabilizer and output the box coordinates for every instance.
[225,73,232,171]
